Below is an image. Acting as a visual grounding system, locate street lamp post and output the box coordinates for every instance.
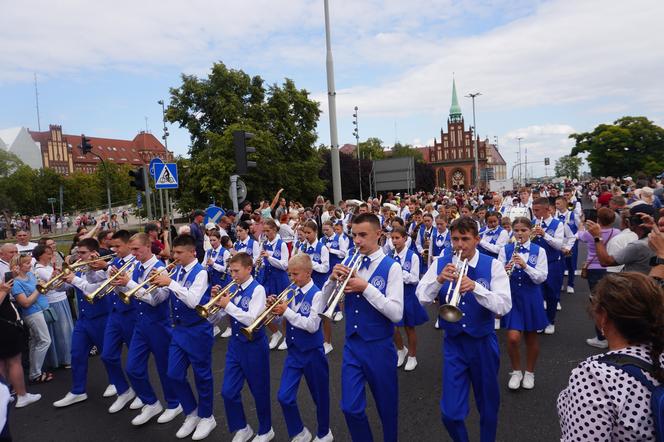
[352,106,362,200]
[465,92,481,187]
[324,0,342,204]
[516,137,523,186]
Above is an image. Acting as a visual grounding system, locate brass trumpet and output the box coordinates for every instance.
[530,217,544,241]
[118,261,178,304]
[36,254,116,294]
[253,239,266,277]
[84,257,136,303]
[439,250,469,323]
[319,250,363,320]
[241,283,297,340]
[195,280,239,319]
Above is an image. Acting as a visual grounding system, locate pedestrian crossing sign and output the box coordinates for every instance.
[154,163,179,189]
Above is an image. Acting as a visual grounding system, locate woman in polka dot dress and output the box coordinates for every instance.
[558,272,664,441]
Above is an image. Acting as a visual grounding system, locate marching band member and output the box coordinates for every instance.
[323,213,403,442]
[415,213,434,274]
[233,221,261,260]
[208,252,274,442]
[151,235,216,440]
[498,218,548,390]
[293,225,307,255]
[270,254,332,442]
[301,220,331,354]
[500,217,513,242]
[531,197,565,335]
[391,227,427,372]
[112,233,182,425]
[417,217,511,442]
[54,238,113,408]
[555,196,580,294]
[478,212,509,259]
[428,214,452,264]
[206,231,231,288]
[322,219,348,349]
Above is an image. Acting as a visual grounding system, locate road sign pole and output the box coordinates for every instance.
[159,189,164,218]
[230,174,239,213]
[142,166,152,219]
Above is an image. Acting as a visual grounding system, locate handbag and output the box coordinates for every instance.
[42,307,58,324]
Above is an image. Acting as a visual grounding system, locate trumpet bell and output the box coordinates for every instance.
[195,304,214,319]
[240,326,255,341]
[439,304,463,323]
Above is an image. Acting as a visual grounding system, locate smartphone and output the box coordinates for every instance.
[583,209,598,223]
[4,272,13,283]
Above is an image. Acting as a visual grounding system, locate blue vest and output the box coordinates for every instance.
[392,248,418,293]
[558,211,578,234]
[305,241,327,288]
[108,256,136,314]
[437,252,495,338]
[532,218,562,262]
[234,237,256,258]
[431,227,452,258]
[229,279,265,343]
[170,263,211,327]
[322,233,342,269]
[344,254,397,341]
[478,226,503,258]
[285,283,324,351]
[75,271,110,320]
[504,242,542,296]
[259,239,290,293]
[206,247,229,287]
[133,260,170,324]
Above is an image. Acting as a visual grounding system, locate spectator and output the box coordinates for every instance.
[189,210,205,262]
[0,245,17,280]
[15,230,37,256]
[635,186,662,209]
[145,223,170,260]
[108,214,119,231]
[96,230,114,256]
[608,195,626,229]
[558,272,664,440]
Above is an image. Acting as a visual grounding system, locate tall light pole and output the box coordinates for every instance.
[516,137,523,186]
[324,0,342,204]
[158,100,170,223]
[352,106,362,200]
[465,92,481,186]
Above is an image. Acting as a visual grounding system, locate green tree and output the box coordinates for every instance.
[0,149,23,177]
[570,116,664,177]
[357,137,385,160]
[391,142,424,162]
[554,155,583,179]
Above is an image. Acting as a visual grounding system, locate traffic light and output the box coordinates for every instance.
[79,134,93,154]
[129,167,146,191]
[233,130,257,175]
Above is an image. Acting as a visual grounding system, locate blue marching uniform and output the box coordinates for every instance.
[430,227,452,259]
[304,241,329,290]
[206,246,231,287]
[500,242,549,331]
[167,263,214,419]
[416,224,433,274]
[124,258,179,410]
[558,210,579,290]
[278,281,330,439]
[322,233,344,270]
[101,255,137,397]
[219,279,272,435]
[393,248,428,327]
[235,237,257,259]
[257,238,290,296]
[531,217,564,325]
[478,226,504,259]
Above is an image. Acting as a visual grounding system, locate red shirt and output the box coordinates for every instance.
[598,191,612,207]
[151,239,164,256]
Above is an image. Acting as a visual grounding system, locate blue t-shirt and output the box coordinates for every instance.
[11,272,49,317]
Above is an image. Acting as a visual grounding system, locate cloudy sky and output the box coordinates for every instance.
[1,0,662,178]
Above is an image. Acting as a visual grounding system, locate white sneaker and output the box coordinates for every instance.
[434,319,441,329]
[396,347,408,367]
[131,401,163,426]
[278,340,288,351]
[232,425,254,442]
[213,326,221,337]
[292,427,312,442]
[586,337,609,349]
[522,371,535,389]
[544,324,555,335]
[566,286,575,294]
[253,427,275,442]
[508,371,523,390]
[323,342,333,355]
[312,430,333,442]
[494,318,501,330]
[221,327,232,338]
[103,384,117,397]
[130,396,144,410]
[333,312,343,322]
[269,331,283,350]
[15,393,41,408]
[158,404,183,423]
[557,302,562,311]
[192,416,217,440]
[53,392,88,408]
[176,412,201,439]
[108,388,136,413]
[404,357,418,371]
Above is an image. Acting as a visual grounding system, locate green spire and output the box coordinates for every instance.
[449,77,463,122]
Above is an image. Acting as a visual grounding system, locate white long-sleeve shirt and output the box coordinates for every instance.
[282,280,324,333]
[206,245,230,274]
[323,233,348,260]
[539,215,565,251]
[392,246,420,285]
[119,255,170,306]
[264,237,289,271]
[167,260,209,309]
[383,235,412,255]
[497,240,548,284]
[306,239,330,274]
[70,255,135,295]
[207,276,266,327]
[322,248,404,322]
[479,227,510,255]
[416,250,512,316]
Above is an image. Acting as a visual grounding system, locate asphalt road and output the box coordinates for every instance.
[10,258,599,441]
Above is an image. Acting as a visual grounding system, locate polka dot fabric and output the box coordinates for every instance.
[557,344,662,441]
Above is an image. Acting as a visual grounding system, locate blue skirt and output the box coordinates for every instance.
[262,266,290,296]
[397,285,429,327]
[501,282,548,332]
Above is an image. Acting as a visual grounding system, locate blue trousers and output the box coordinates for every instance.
[126,321,178,408]
[543,260,564,324]
[564,242,579,288]
[167,324,214,418]
[341,335,398,442]
[441,333,500,442]
[71,316,109,394]
[278,346,330,438]
[101,310,136,395]
[222,336,271,435]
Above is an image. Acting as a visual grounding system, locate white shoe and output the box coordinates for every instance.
[557,302,562,311]
[586,337,609,349]
[269,331,283,350]
[494,318,501,330]
[158,404,183,423]
[323,342,333,355]
[253,427,275,442]
[404,356,418,371]
[522,371,535,389]
[544,324,555,335]
[278,340,288,351]
[566,286,575,294]
[53,392,87,408]
[312,430,334,442]
[292,427,312,442]
[434,319,441,329]
[232,425,254,442]
[192,416,217,440]
[129,396,144,410]
[103,384,117,397]
[131,401,163,426]
[15,393,41,408]
[213,326,221,337]
[176,412,201,439]
[108,388,136,413]
[508,371,523,390]
[333,312,343,322]
[221,327,232,338]
[396,347,408,367]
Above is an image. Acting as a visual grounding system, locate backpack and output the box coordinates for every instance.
[599,353,663,441]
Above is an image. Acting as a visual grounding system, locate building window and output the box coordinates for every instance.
[444,141,448,148]
[444,150,448,159]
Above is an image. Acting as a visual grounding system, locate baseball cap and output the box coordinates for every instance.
[205,222,217,230]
